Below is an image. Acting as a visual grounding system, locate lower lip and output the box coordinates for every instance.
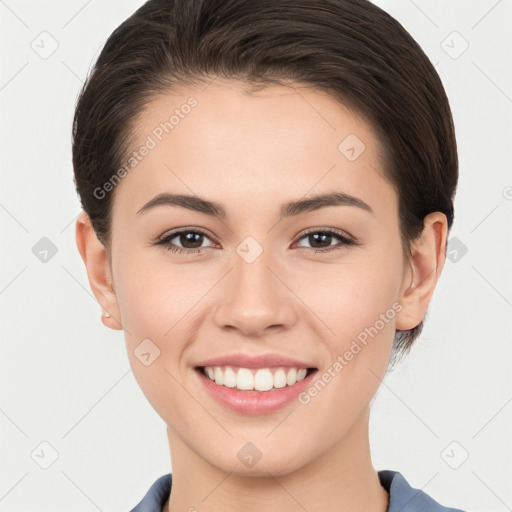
[195,368,318,415]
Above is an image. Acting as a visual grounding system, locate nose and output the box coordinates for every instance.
[213,250,297,337]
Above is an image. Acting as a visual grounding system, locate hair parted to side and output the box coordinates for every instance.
[72,0,458,364]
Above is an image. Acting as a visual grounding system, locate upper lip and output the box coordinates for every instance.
[195,353,317,369]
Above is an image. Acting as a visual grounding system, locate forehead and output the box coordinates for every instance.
[112,79,395,220]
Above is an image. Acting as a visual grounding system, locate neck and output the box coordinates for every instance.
[163,409,389,512]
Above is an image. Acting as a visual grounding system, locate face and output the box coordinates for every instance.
[102,79,413,476]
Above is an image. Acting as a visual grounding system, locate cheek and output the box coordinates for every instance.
[112,254,200,417]
[336,267,401,344]
[291,245,403,341]
[320,246,403,403]
[113,248,205,339]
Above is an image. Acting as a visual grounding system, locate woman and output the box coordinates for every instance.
[73,0,464,510]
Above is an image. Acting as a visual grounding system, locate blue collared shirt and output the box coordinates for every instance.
[129,470,466,511]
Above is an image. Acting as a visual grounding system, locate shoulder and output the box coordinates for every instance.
[129,473,172,512]
[379,470,467,512]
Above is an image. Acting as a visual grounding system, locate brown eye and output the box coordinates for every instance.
[295,229,356,253]
[154,229,216,254]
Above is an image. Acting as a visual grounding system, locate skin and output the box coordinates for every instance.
[76,79,447,512]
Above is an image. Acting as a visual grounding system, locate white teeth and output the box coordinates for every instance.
[286,368,297,385]
[223,366,237,388]
[273,369,287,388]
[214,366,223,385]
[297,368,307,381]
[202,365,311,391]
[237,367,254,390]
[254,368,273,391]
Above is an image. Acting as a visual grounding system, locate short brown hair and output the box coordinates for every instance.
[72,0,458,363]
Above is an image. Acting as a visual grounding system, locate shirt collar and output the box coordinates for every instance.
[130,470,465,512]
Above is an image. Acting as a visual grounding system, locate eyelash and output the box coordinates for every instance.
[153,227,357,255]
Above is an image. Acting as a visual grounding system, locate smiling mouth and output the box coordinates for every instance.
[195,365,317,392]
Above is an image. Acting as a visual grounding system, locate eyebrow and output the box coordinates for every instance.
[136,191,374,219]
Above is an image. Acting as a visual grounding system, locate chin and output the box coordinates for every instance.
[203,443,311,479]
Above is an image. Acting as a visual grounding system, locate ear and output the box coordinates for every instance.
[395,212,448,331]
[75,211,123,330]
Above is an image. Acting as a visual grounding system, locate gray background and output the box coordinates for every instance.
[1,0,511,511]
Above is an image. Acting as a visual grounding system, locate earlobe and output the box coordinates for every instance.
[75,211,123,330]
[395,212,448,331]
